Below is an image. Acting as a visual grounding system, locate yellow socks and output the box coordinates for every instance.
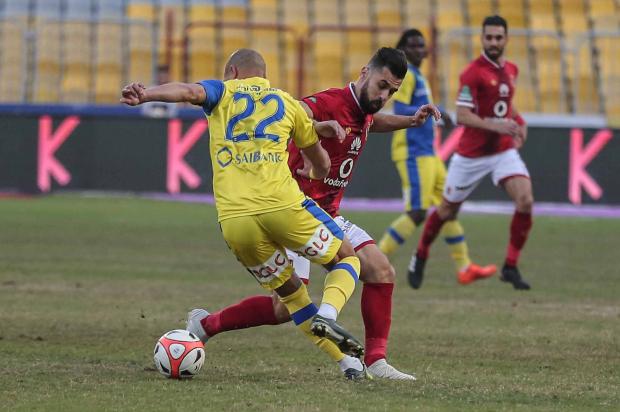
[321,256,360,316]
[379,214,417,255]
[441,220,471,271]
[279,283,344,362]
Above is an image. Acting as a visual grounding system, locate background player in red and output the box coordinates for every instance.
[188,48,441,380]
[408,15,533,290]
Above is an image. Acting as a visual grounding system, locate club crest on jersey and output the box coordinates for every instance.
[293,225,335,260]
[491,79,498,86]
[499,83,510,97]
[345,127,352,135]
[247,250,291,284]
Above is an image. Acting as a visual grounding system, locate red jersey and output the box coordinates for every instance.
[455,53,519,158]
[288,84,373,217]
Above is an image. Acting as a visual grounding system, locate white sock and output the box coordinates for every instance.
[317,303,338,320]
[338,355,363,372]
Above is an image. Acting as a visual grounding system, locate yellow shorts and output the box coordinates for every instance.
[220,198,344,290]
[396,155,446,211]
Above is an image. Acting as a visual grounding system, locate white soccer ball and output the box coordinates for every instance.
[153,329,205,379]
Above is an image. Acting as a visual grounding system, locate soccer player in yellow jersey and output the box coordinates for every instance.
[121,49,368,379]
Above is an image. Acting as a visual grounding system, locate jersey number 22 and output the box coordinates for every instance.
[226,92,285,143]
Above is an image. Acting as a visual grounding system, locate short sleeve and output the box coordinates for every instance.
[455,68,478,108]
[301,94,328,122]
[392,69,415,105]
[197,80,225,115]
[291,99,319,149]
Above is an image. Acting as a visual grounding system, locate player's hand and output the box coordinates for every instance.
[440,110,455,129]
[314,120,346,142]
[296,151,313,179]
[120,82,147,106]
[493,119,520,137]
[412,104,442,126]
[513,125,528,148]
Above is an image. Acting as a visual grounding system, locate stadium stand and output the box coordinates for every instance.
[0,0,617,123]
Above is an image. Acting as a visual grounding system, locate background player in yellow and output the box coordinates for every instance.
[120,49,367,378]
[378,29,496,288]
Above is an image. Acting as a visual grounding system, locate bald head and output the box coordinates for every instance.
[224,49,267,80]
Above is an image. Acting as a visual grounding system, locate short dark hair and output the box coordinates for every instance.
[482,15,508,33]
[395,28,424,50]
[367,47,408,79]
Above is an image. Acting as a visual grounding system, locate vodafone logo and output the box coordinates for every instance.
[339,158,354,178]
[493,100,508,117]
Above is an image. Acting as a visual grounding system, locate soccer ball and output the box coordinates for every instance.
[153,329,205,379]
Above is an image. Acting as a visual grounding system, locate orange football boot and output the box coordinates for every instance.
[457,263,497,285]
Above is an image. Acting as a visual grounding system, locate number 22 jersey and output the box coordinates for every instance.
[199,77,319,222]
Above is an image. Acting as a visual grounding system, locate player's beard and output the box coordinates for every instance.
[359,81,383,114]
[484,46,504,61]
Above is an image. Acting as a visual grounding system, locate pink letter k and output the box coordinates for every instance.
[37,115,80,192]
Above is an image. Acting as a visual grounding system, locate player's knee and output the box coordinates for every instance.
[271,294,292,324]
[438,202,459,220]
[407,209,427,225]
[515,193,534,213]
[374,263,396,283]
[360,259,395,283]
[335,239,356,260]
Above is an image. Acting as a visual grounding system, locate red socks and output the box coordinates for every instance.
[201,295,280,337]
[505,211,533,267]
[417,210,446,259]
[361,283,394,366]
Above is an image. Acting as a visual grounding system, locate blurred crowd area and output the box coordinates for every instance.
[0,0,618,123]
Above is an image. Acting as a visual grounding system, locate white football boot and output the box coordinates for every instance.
[367,359,416,380]
[185,308,210,343]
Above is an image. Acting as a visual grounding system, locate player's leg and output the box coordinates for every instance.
[188,215,365,377]
[196,250,308,339]
[274,275,367,379]
[494,152,533,290]
[408,154,488,288]
[265,199,364,357]
[433,156,497,285]
[379,158,423,255]
[353,241,415,380]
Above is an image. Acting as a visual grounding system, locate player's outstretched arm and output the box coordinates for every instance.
[456,106,519,136]
[120,82,206,106]
[370,104,441,132]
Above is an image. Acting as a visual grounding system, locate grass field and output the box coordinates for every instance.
[1,195,618,411]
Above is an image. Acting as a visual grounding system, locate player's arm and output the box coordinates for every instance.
[120,82,207,106]
[456,106,519,136]
[511,107,527,148]
[291,100,331,179]
[298,99,346,142]
[298,142,331,179]
[370,105,442,132]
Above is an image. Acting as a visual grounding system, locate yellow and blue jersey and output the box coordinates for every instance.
[391,64,435,161]
[199,77,319,222]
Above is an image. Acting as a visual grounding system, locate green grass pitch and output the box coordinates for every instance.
[0,195,618,411]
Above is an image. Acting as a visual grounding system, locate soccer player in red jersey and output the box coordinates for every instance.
[409,15,533,290]
[189,48,440,380]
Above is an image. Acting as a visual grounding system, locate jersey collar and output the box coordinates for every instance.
[481,51,504,69]
[348,83,366,115]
